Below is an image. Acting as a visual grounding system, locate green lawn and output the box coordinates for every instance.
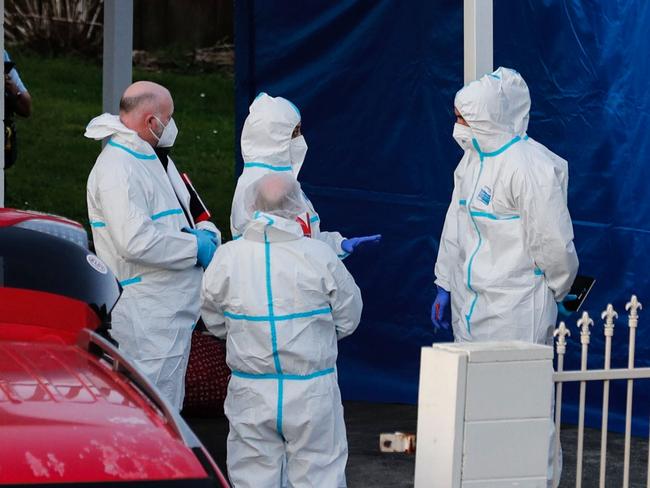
[4,50,235,238]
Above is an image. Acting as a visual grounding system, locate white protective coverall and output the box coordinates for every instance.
[86,113,220,410]
[435,67,579,345]
[435,68,579,487]
[201,213,362,488]
[231,93,348,257]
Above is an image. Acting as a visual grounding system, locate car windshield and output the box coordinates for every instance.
[0,226,121,317]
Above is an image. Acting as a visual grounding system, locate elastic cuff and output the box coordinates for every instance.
[434,278,450,293]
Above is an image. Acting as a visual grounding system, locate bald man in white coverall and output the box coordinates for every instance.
[86,81,220,410]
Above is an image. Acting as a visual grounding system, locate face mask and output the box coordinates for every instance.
[452,123,474,152]
[150,116,178,148]
[289,135,308,176]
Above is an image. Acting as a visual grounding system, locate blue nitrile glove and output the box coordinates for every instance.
[341,234,382,253]
[182,227,218,241]
[557,294,578,317]
[183,227,217,269]
[431,286,451,332]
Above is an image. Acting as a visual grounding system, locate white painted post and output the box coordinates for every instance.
[647,419,650,488]
[103,0,133,115]
[463,0,493,84]
[415,341,553,487]
[600,304,617,488]
[623,295,643,488]
[553,321,571,488]
[576,311,594,488]
[0,0,5,207]
[414,345,467,487]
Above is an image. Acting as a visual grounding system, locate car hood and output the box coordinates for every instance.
[0,340,208,484]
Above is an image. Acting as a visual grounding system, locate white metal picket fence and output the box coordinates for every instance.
[553,295,648,488]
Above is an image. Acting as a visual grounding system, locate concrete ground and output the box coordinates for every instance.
[560,424,649,488]
[186,402,649,487]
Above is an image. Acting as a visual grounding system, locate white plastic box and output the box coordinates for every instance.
[414,341,553,488]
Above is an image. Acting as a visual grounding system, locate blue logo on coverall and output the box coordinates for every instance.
[477,186,492,206]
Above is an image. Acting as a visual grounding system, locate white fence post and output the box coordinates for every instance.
[576,311,594,488]
[553,322,571,488]
[623,296,643,488]
[552,294,647,487]
[647,421,650,488]
[599,304,618,488]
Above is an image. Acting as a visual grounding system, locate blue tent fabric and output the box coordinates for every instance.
[235,1,650,435]
[494,1,650,436]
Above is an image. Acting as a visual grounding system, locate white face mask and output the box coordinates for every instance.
[452,123,475,152]
[150,115,178,148]
[289,135,308,176]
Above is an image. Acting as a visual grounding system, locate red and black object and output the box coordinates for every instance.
[295,212,312,237]
[0,210,230,486]
[182,173,212,224]
[564,275,596,312]
[183,326,231,417]
[0,226,121,344]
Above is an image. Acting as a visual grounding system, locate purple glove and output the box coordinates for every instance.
[431,286,451,332]
[341,234,382,253]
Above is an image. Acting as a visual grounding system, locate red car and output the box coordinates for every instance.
[0,209,229,487]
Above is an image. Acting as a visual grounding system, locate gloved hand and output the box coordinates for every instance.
[341,234,382,254]
[182,227,218,240]
[183,227,218,269]
[431,286,451,332]
[557,294,578,317]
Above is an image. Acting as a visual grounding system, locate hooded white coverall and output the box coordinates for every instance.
[435,67,579,487]
[231,93,348,256]
[436,67,578,344]
[201,213,362,488]
[86,113,220,410]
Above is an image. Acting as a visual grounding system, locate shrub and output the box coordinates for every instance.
[5,0,103,56]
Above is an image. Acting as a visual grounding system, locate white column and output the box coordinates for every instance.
[464,0,493,84]
[415,341,553,487]
[103,0,133,115]
[0,0,5,207]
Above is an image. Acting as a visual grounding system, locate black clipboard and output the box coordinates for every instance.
[563,275,596,312]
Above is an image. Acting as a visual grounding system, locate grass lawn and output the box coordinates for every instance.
[4,49,235,238]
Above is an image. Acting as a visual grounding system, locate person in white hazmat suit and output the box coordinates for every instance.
[432,67,579,487]
[231,92,381,256]
[86,81,220,410]
[202,172,362,488]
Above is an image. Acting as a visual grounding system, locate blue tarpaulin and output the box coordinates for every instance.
[235,0,650,435]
